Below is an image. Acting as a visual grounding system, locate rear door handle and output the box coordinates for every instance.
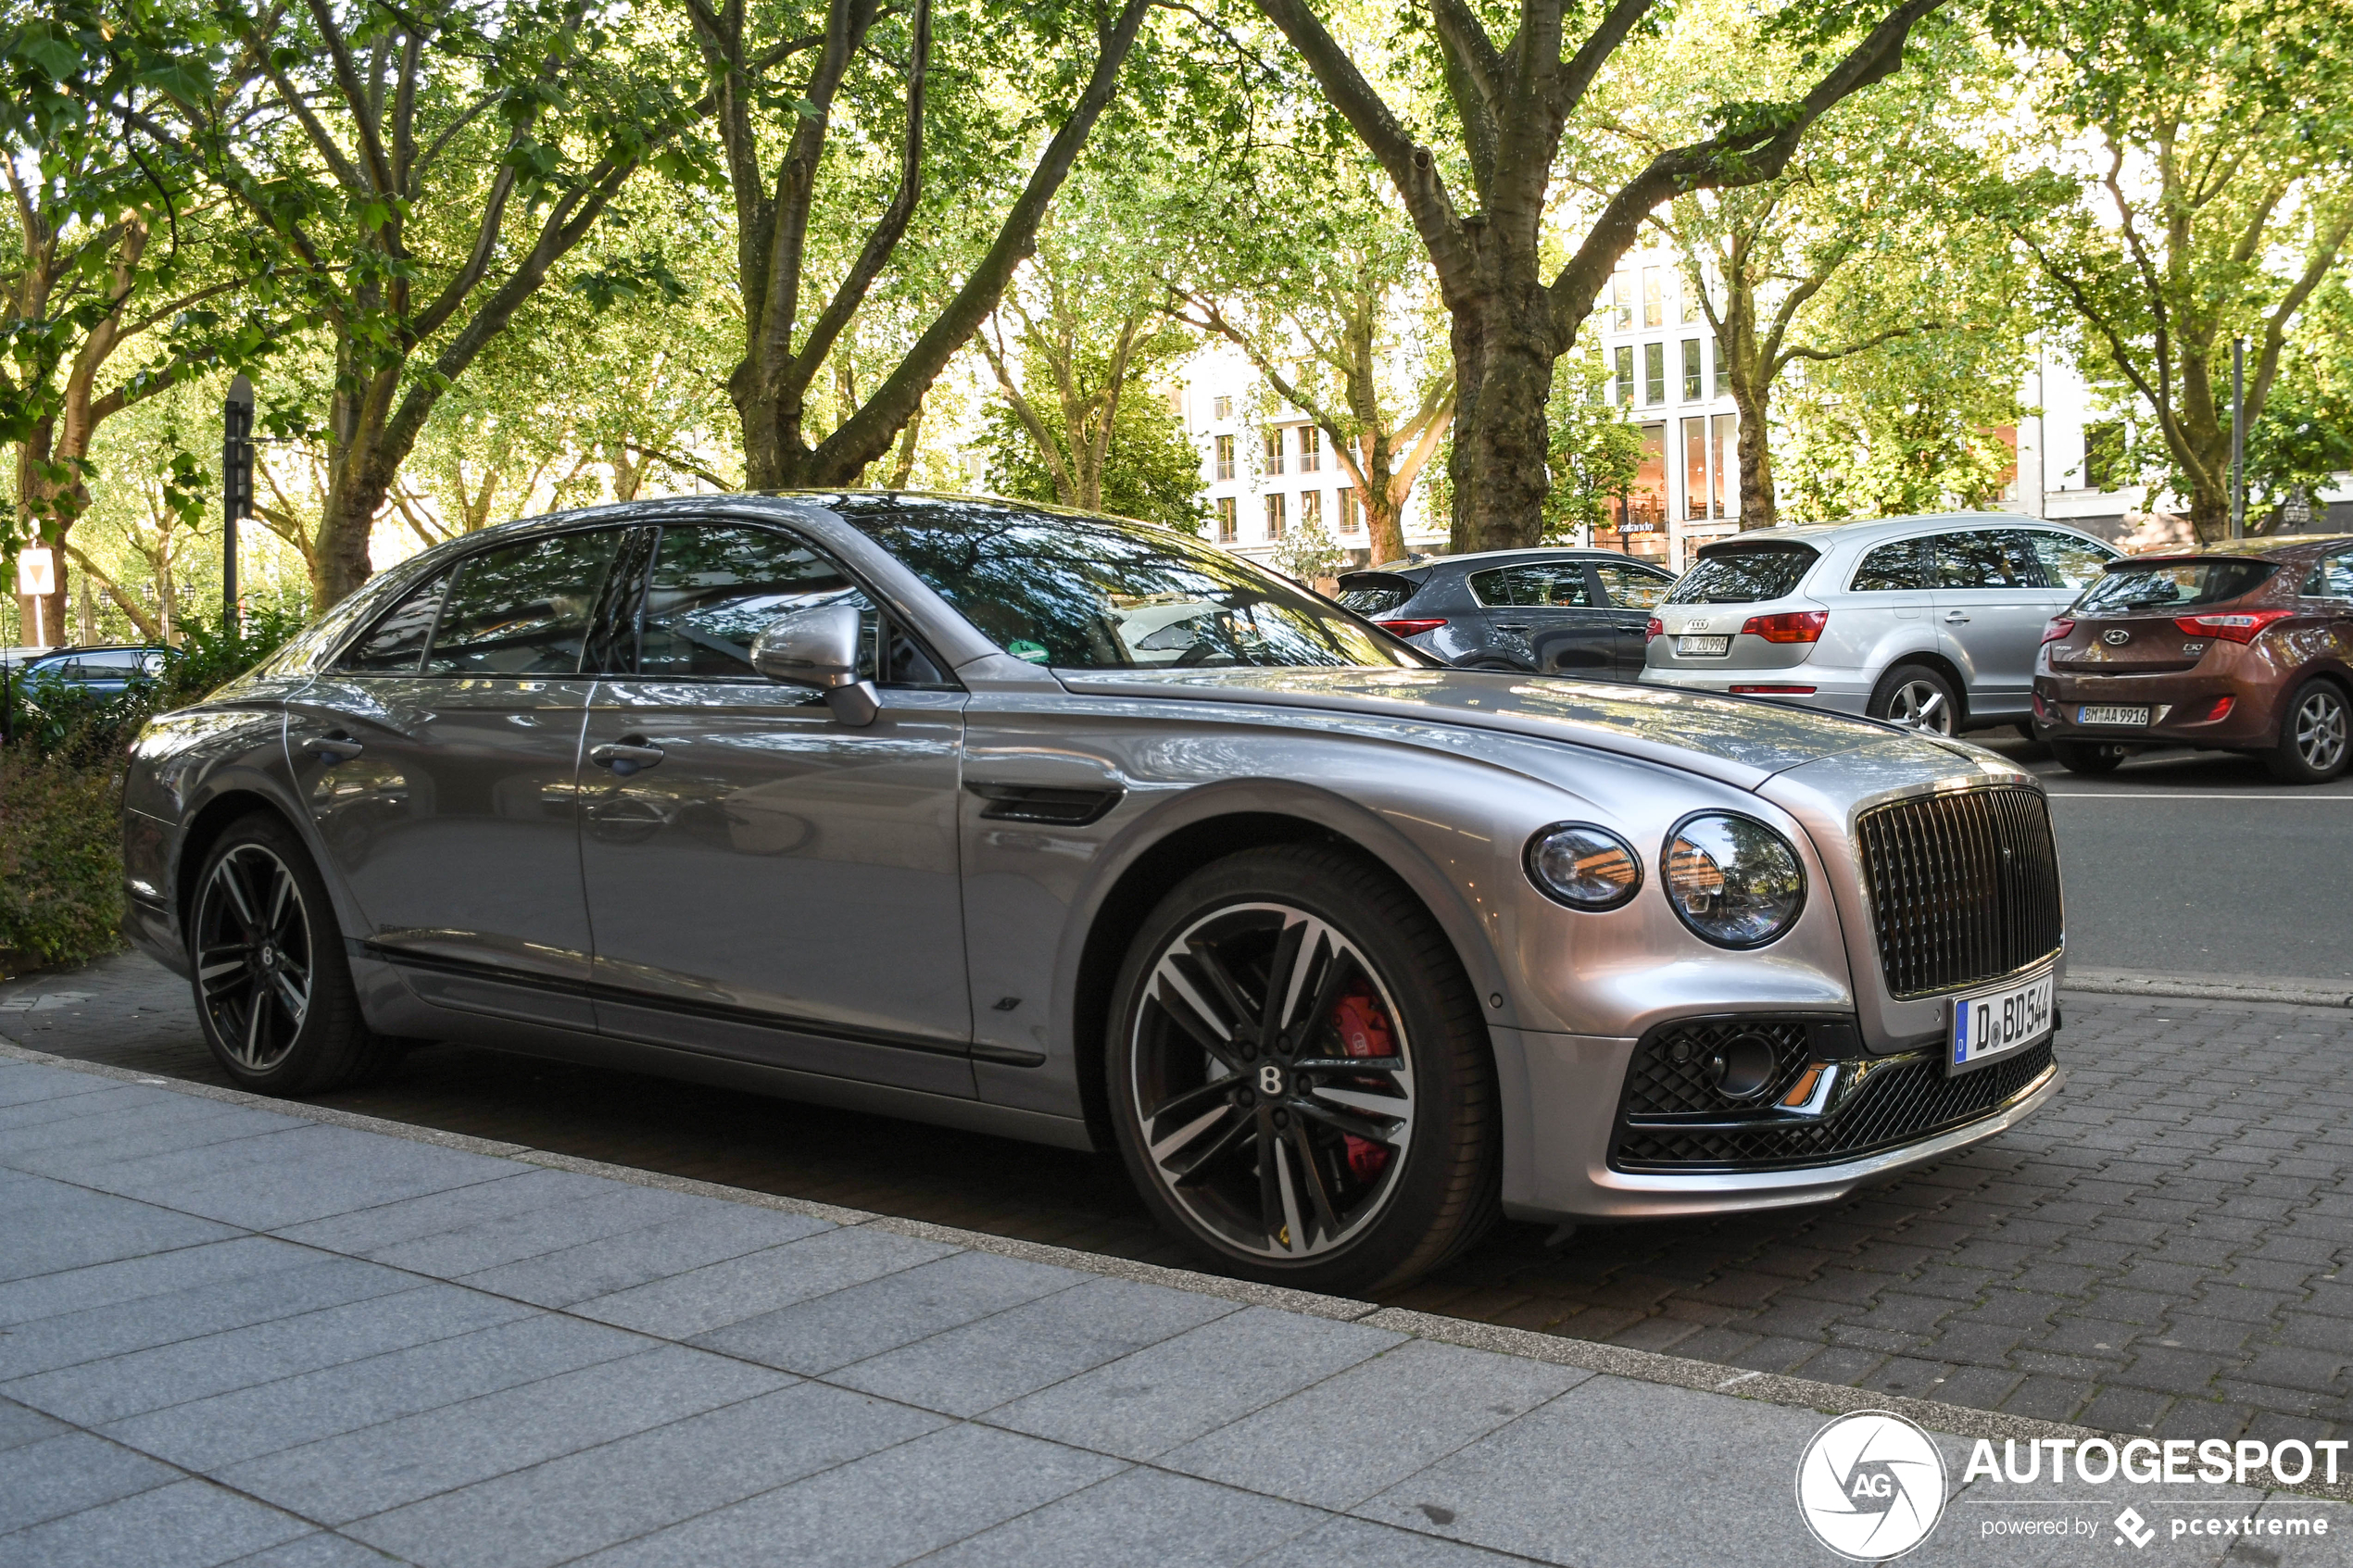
[590,738,665,775]
[1944,611,1970,623]
[304,734,363,762]
[1493,623,1530,633]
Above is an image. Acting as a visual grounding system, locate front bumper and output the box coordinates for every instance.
[1494,1022,2062,1223]
[1639,661,1872,717]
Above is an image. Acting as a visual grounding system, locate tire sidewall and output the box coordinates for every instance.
[2271,679,2351,784]
[188,814,353,1094]
[1869,662,1959,735]
[1105,847,1490,1295]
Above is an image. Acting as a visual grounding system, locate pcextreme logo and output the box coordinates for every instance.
[1796,1411,1948,1561]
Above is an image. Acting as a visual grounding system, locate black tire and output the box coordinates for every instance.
[2050,739,2128,775]
[1867,662,1960,735]
[2265,678,2351,784]
[1106,843,1501,1296]
[187,812,397,1095]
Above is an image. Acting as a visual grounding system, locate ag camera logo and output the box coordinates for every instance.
[1796,1411,1948,1560]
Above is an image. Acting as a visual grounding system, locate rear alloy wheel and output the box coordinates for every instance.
[2050,739,2128,775]
[2267,679,2351,784]
[1869,663,1959,735]
[1108,845,1498,1295]
[190,814,394,1094]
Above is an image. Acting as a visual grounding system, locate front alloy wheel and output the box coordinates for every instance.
[1131,903,1416,1262]
[1108,845,1499,1294]
[195,844,314,1073]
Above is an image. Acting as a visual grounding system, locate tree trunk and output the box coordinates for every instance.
[1445,289,1557,556]
[1731,381,1777,530]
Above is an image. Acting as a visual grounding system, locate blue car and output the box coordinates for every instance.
[15,645,168,696]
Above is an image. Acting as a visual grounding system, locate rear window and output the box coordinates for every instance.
[1335,574,1418,616]
[2075,558,2277,614]
[1667,544,1818,605]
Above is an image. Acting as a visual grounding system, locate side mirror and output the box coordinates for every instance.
[749,603,879,727]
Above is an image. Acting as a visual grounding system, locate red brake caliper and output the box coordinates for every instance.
[1329,985,1396,1184]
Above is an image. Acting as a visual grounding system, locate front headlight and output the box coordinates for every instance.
[1662,812,1806,947]
[1524,822,1642,910]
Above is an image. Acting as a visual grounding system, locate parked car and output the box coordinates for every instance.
[1336,548,1675,678]
[1642,514,2120,734]
[123,494,2066,1293]
[2035,534,2353,782]
[16,643,168,696]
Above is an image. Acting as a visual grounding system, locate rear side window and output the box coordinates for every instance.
[1591,560,1671,608]
[337,570,452,672]
[2030,531,2116,589]
[1667,544,1818,604]
[2076,558,2278,613]
[1934,530,2041,589]
[1469,563,1592,608]
[422,530,623,676]
[1848,538,1931,592]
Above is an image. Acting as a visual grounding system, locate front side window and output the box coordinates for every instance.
[1849,538,1931,593]
[835,497,1417,671]
[422,530,622,676]
[337,568,453,673]
[1592,560,1671,609]
[2302,549,2353,598]
[1934,530,2041,590]
[2029,531,2117,590]
[636,525,870,681]
[1667,544,1818,604]
[1470,564,1592,608]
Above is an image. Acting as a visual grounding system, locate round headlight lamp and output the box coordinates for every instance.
[1661,812,1806,947]
[1524,822,1642,910]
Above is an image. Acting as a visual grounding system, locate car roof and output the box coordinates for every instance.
[1348,547,1667,577]
[2123,533,2352,563]
[1704,512,2098,549]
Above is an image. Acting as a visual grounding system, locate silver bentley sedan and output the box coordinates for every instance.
[121,494,2067,1293]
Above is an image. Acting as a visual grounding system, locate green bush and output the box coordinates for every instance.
[0,607,304,975]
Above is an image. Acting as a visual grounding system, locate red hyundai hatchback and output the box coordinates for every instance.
[2033,535,2353,781]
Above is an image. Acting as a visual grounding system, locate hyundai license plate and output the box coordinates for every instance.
[1948,968,2054,1075]
[2077,704,2150,726]
[1677,635,1730,657]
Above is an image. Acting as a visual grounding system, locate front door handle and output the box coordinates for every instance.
[1944,611,1971,623]
[304,733,364,762]
[1493,623,1531,633]
[590,737,665,776]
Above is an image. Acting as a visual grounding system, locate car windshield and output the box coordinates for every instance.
[836,496,1419,670]
[2074,558,2276,614]
[1667,544,1819,604]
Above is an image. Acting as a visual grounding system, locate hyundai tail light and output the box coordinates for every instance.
[2042,617,2075,645]
[2171,608,2294,644]
[1738,610,1827,644]
[1377,618,1447,637]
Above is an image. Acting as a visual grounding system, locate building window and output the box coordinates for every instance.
[1610,271,1633,331]
[1301,489,1323,529]
[1642,267,1665,329]
[1265,494,1287,540]
[1216,496,1239,543]
[1682,418,1710,521]
[1713,413,1738,518]
[1337,487,1360,533]
[1614,345,1635,406]
[1264,431,1285,475]
[1713,336,1730,399]
[1681,339,1703,402]
[1680,274,1701,325]
[2082,420,2125,491]
[1643,342,1666,406]
[1214,434,1235,482]
[1213,395,1232,420]
[1299,426,1321,473]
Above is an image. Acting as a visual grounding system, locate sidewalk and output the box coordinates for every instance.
[6,1049,2350,1566]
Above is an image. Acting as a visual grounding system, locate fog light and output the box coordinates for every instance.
[1708,1033,1780,1099]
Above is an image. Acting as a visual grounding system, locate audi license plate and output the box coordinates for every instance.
[2077,704,2150,727]
[1948,968,2054,1075]
[1677,635,1730,657]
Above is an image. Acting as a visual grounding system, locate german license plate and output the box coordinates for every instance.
[1948,968,2054,1075]
[2077,704,2150,726]
[1677,635,1730,657]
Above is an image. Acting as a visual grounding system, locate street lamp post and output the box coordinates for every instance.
[223,375,255,633]
[2230,336,2246,541]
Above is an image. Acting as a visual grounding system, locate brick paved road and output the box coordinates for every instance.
[8,954,2351,1449]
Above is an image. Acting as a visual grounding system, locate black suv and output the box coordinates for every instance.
[1336,549,1676,678]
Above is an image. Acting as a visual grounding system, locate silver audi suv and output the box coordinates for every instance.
[121,494,2067,1293]
[1642,514,2120,734]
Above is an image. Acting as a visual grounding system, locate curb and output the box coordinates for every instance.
[2063,970,2353,1010]
[7,1034,2348,1505]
